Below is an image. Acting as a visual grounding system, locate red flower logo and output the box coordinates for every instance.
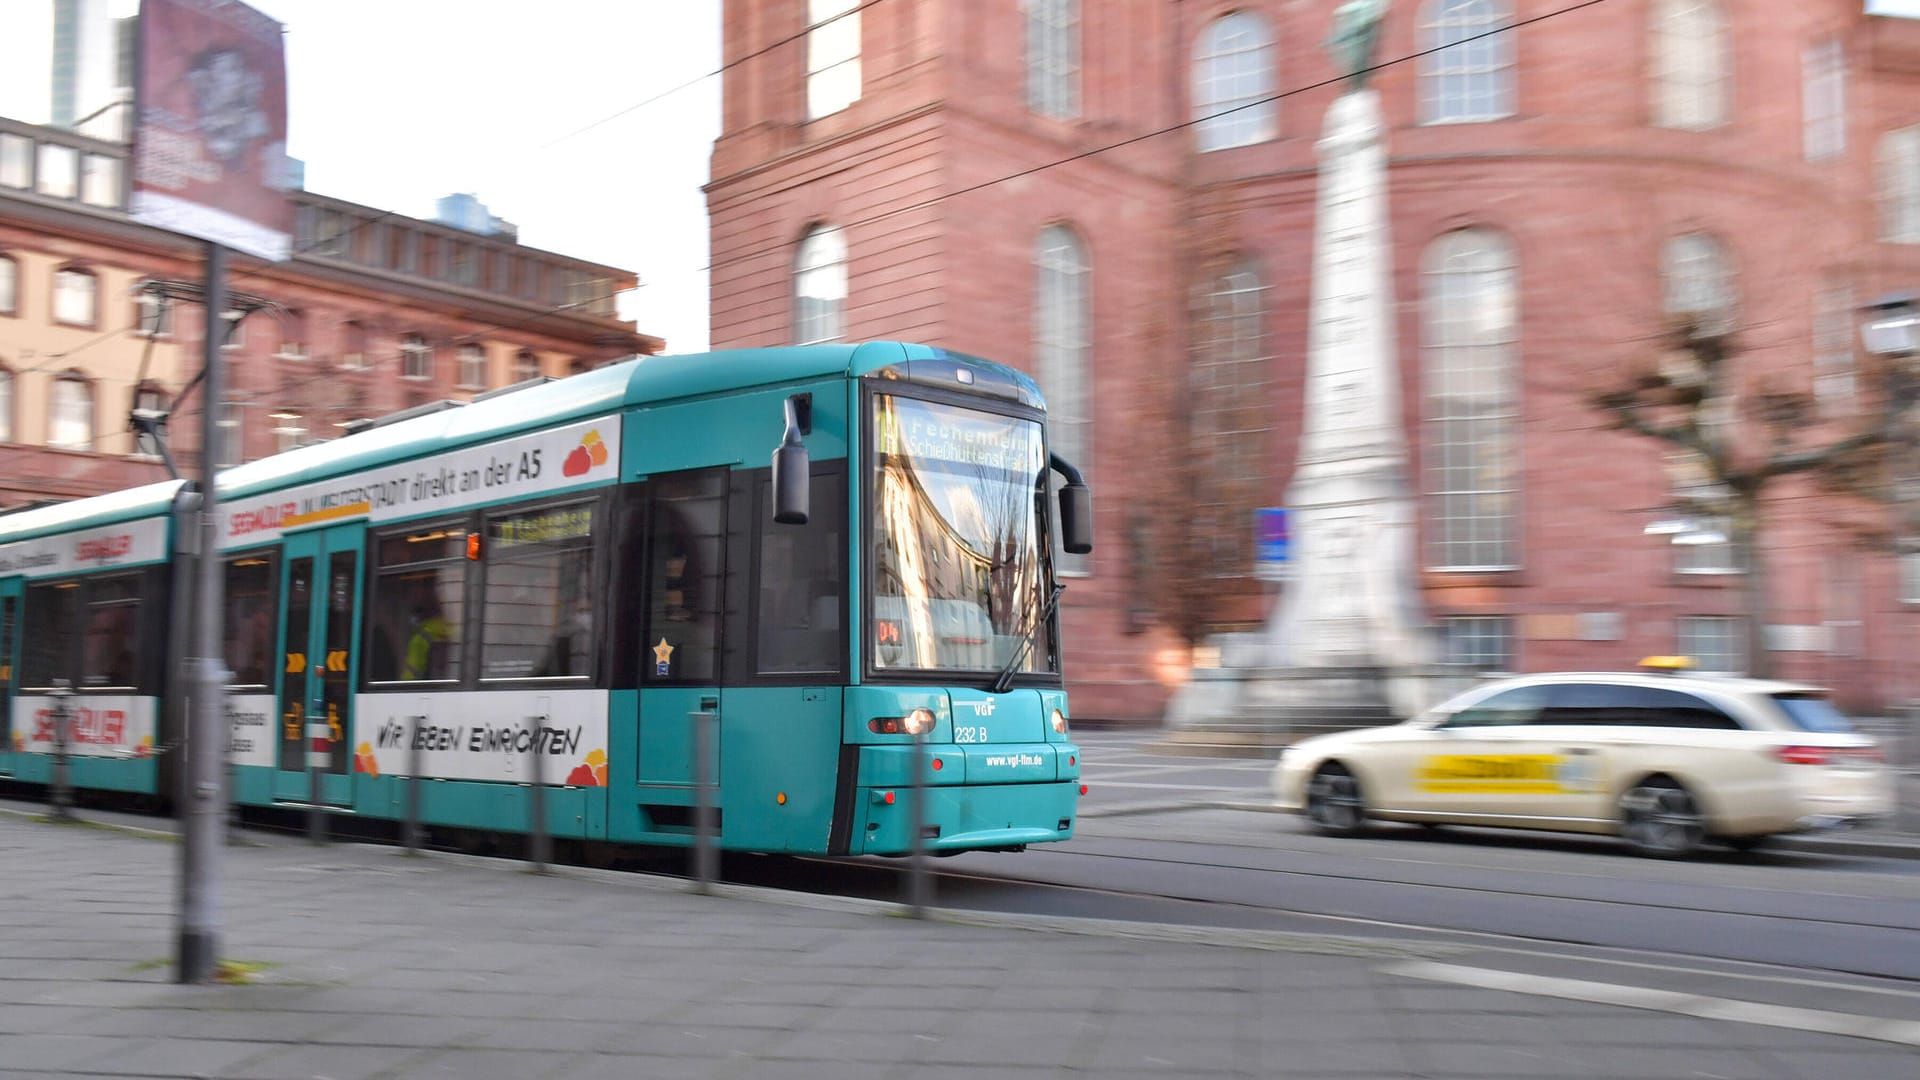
[564,429,609,477]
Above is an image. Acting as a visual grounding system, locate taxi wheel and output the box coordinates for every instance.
[1618,778,1706,858]
[1306,764,1368,837]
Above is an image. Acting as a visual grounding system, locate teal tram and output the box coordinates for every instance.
[0,343,1092,855]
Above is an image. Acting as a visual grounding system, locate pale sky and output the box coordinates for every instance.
[0,0,724,353]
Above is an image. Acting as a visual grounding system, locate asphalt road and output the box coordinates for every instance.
[735,730,1920,983]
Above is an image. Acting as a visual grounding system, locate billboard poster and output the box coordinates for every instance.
[129,0,291,262]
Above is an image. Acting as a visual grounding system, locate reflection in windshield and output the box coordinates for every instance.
[871,394,1049,673]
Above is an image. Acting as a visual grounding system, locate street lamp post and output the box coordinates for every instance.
[1861,292,1919,754]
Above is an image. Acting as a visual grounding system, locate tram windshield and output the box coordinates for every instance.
[870,394,1052,675]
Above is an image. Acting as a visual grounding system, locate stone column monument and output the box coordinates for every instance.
[1168,1,1435,741]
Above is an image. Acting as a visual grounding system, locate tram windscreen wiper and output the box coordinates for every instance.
[991,581,1064,695]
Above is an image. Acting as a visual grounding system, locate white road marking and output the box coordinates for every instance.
[1382,961,1920,1047]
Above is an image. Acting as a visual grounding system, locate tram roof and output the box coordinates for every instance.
[0,480,190,543]
[215,342,1041,502]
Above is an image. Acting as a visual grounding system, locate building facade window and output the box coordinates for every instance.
[1814,279,1854,410]
[1803,37,1845,163]
[401,333,433,380]
[1672,511,1743,573]
[215,402,243,467]
[1193,11,1276,152]
[806,0,862,120]
[1662,231,1734,333]
[133,289,171,337]
[1418,0,1514,124]
[1651,0,1728,131]
[1192,256,1269,573]
[221,310,245,351]
[37,143,78,199]
[1659,235,1743,580]
[0,133,30,189]
[457,344,487,389]
[1422,228,1520,571]
[340,320,369,369]
[1442,615,1513,672]
[1678,615,1744,673]
[1027,0,1079,120]
[0,254,16,315]
[514,350,540,382]
[131,386,165,458]
[276,309,306,359]
[1034,224,1091,575]
[0,368,12,442]
[48,375,92,450]
[80,152,119,208]
[794,225,847,345]
[271,411,306,453]
[1881,126,1920,244]
[52,267,97,327]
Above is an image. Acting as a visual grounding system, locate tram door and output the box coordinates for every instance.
[274,527,362,806]
[634,470,727,816]
[0,580,18,778]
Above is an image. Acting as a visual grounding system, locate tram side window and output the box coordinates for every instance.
[645,472,726,683]
[367,524,467,683]
[224,554,277,688]
[757,470,844,674]
[481,501,596,680]
[20,581,78,688]
[81,574,142,688]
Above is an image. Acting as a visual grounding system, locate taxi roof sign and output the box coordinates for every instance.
[1639,655,1696,672]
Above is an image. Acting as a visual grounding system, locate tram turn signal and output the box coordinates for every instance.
[1051,709,1068,734]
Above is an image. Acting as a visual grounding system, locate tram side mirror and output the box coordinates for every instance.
[1059,482,1093,554]
[772,393,811,525]
[1050,452,1092,554]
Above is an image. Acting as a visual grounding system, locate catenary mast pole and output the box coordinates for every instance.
[177,240,228,984]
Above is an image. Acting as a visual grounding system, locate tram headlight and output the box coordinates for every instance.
[1050,709,1068,735]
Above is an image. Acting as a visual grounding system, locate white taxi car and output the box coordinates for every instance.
[1270,659,1895,856]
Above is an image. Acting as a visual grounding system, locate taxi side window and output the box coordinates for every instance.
[1540,683,1744,729]
[1443,685,1547,728]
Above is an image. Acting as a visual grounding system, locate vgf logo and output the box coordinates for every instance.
[960,700,995,716]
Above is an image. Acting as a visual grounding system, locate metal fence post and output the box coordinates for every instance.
[692,707,717,893]
[214,672,237,845]
[527,713,550,873]
[48,680,75,822]
[306,710,326,845]
[906,727,931,917]
[403,713,425,854]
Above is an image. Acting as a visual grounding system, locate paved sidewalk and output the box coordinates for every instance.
[4,808,1917,1079]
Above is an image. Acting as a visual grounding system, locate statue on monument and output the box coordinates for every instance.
[1326,0,1390,88]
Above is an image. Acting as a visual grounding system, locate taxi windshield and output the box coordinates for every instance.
[869,394,1050,674]
[1771,693,1856,734]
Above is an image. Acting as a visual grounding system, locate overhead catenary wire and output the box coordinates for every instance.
[14,0,1616,449]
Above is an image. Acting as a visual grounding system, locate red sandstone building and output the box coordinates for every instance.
[708,1,1920,721]
[3,124,657,511]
